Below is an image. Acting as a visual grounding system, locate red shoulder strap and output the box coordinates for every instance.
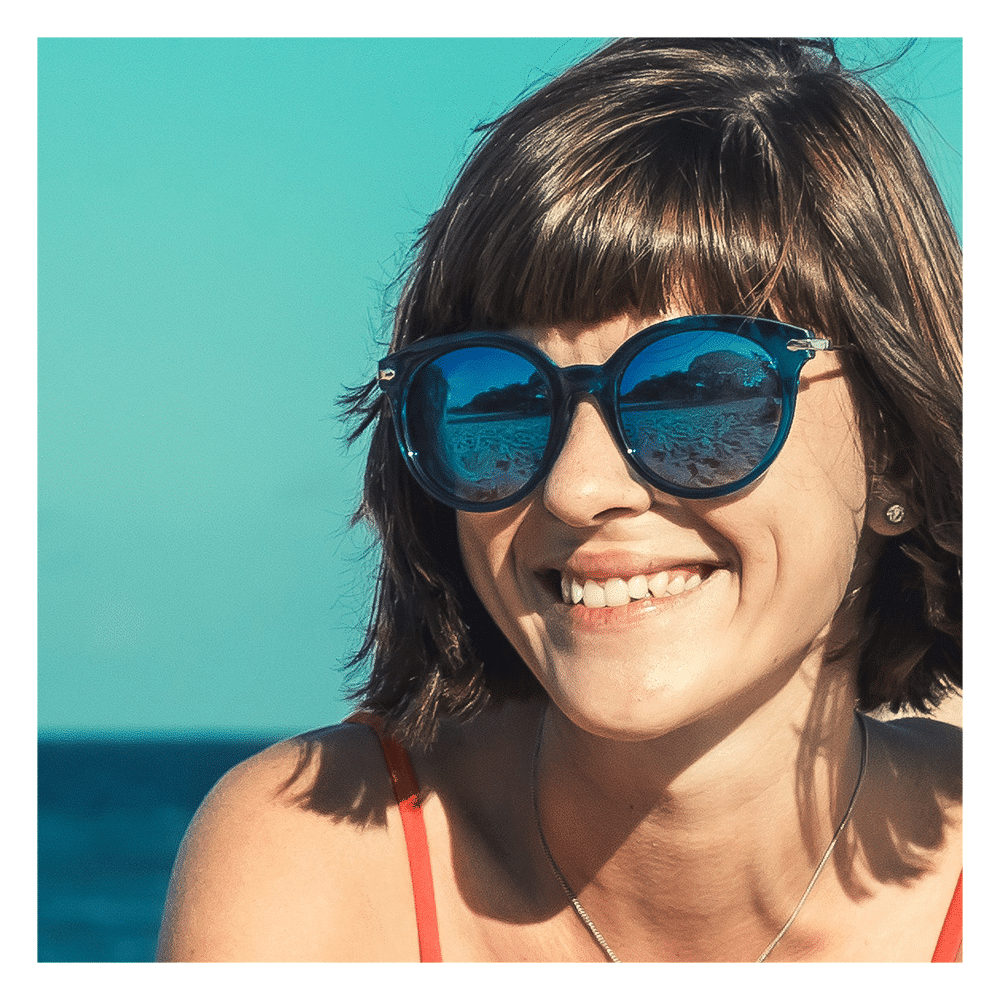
[931,871,962,962]
[348,712,443,962]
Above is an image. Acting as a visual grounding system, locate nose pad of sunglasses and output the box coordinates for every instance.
[556,366,619,449]
[543,396,654,512]
[560,365,605,397]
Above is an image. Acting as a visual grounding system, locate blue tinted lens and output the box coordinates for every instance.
[618,331,783,491]
[406,346,553,504]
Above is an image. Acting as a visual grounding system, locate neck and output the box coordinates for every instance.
[532,667,864,961]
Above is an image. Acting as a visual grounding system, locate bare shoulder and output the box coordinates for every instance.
[877,714,962,803]
[857,713,962,891]
[156,721,419,962]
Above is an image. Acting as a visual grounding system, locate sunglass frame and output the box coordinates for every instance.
[377,314,838,511]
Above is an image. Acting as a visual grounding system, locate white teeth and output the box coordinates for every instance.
[582,580,607,608]
[604,578,631,607]
[560,569,710,606]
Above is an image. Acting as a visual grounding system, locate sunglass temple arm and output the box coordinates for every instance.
[785,338,852,352]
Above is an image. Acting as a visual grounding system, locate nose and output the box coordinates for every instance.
[542,398,654,526]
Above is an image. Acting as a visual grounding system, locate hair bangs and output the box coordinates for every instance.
[406,103,836,344]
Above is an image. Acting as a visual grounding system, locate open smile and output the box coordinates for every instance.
[537,561,725,612]
[559,566,713,607]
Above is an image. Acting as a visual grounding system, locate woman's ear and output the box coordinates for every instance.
[865,476,921,537]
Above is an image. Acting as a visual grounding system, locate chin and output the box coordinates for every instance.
[537,637,808,748]
[540,663,714,742]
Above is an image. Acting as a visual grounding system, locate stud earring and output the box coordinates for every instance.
[884,504,906,524]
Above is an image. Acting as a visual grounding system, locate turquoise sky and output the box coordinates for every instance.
[38,38,962,737]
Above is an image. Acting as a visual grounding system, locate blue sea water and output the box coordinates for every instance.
[38,735,275,962]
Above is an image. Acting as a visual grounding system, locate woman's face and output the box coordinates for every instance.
[456,310,874,740]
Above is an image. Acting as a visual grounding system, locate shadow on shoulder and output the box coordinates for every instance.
[272,720,394,829]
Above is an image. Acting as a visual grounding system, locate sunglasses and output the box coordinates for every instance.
[377,315,844,512]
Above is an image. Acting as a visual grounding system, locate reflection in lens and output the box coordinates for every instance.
[407,347,552,503]
[619,332,782,489]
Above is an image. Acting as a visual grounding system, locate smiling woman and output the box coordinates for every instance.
[157,38,962,963]
[453,311,875,748]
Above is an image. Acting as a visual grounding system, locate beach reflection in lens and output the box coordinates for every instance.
[619,332,783,490]
[409,347,553,504]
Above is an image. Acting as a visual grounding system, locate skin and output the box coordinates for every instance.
[157,312,961,963]
[458,311,872,742]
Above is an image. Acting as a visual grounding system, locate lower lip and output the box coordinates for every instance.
[543,572,720,631]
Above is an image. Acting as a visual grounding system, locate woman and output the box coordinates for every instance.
[157,38,961,962]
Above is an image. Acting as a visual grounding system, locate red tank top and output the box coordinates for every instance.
[351,714,962,962]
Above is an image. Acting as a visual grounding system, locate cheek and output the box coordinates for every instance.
[456,505,554,671]
[749,384,870,592]
[782,377,869,510]
[456,508,526,619]
[456,513,492,601]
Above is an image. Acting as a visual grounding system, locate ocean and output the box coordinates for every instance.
[38,735,276,962]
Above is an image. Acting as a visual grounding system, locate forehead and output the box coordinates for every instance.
[519,309,688,366]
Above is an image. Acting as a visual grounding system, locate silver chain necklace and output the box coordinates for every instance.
[531,709,868,963]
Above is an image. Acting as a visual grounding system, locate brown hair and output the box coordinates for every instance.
[342,38,961,748]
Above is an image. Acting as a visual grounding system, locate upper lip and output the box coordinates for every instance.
[542,551,727,581]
